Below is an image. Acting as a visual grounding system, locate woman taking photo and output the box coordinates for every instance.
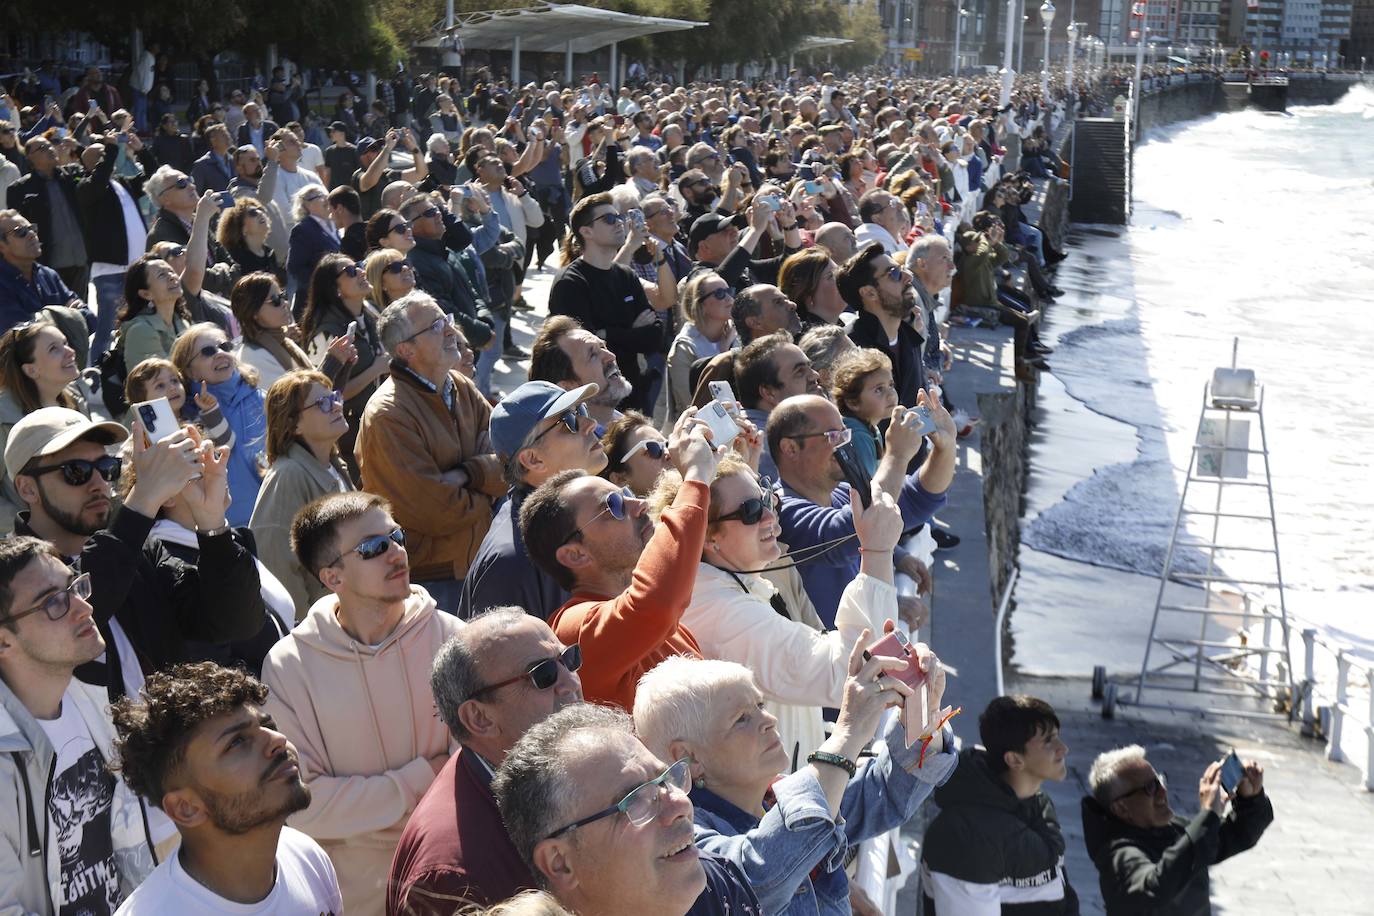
[217,196,285,281]
[0,318,89,531]
[170,322,268,527]
[300,253,389,478]
[666,270,736,424]
[249,369,355,620]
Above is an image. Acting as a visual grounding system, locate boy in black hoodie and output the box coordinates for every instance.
[922,694,1080,914]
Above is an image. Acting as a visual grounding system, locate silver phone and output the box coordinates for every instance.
[700,400,742,449]
[708,381,740,417]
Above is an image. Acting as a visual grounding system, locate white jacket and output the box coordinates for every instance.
[680,564,896,770]
[491,185,545,242]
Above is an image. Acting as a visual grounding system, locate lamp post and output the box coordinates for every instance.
[953,4,969,75]
[1040,0,1056,102]
[1066,21,1079,113]
[1000,0,1017,105]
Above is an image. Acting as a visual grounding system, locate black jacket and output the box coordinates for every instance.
[8,167,83,267]
[76,143,155,265]
[848,308,928,408]
[235,120,280,150]
[17,506,268,700]
[922,747,1080,915]
[1081,792,1273,915]
[408,236,494,349]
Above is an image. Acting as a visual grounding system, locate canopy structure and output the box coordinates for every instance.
[787,36,853,70]
[428,2,706,87]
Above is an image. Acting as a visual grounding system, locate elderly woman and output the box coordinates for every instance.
[634,643,956,915]
[665,269,737,425]
[217,196,284,281]
[249,369,355,620]
[798,324,856,395]
[652,452,911,767]
[286,184,341,305]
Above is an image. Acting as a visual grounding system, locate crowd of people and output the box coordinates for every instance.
[0,53,1273,916]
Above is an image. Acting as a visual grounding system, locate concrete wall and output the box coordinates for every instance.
[1135,79,1222,132]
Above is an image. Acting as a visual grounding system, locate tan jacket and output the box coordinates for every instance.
[260,587,463,915]
[354,365,504,580]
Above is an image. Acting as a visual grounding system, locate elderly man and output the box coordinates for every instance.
[770,392,954,626]
[355,292,506,611]
[493,704,763,916]
[8,135,88,294]
[260,491,461,914]
[519,410,717,711]
[814,222,858,265]
[459,381,608,621]
[1083,746,1273,915]
[853,189,909,257]
[387,608,584,912]
[529,315,635,437]
[399,193,494,355]
[234,101,279,156]
[731,283,801,347]
[907,233,956,385]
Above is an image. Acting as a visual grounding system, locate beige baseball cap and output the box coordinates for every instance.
[4,407,129,480]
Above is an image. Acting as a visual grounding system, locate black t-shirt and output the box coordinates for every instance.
[351,167,401,220]
[549,258,663,410]
[323,143,360,190]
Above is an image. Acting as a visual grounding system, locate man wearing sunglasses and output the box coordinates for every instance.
[494,704,762,916]
[841,241,931,417]
[7,407,267,702]
[1083,745,1272,915]
[0,209,91,338]
[399,193,496,361]
[389,607,583,911]
[261,490,463,913]
[460,381,607,622]
[8,135,89,298]
[0,536,176,915]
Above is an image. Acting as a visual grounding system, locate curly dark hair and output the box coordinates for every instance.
[111,662,270,807]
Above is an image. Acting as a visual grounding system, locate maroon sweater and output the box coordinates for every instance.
[386,747,536,914]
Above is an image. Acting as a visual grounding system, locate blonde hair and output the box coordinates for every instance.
[365,248,411,309]
[170,322,259,390]
[648,453,753,530]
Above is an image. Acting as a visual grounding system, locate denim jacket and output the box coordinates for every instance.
[692,716,958,915]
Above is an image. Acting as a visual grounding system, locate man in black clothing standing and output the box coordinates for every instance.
[839,242,927,408]
[8,135,88,296]
[548,193,665,415]
[323,121,360,191]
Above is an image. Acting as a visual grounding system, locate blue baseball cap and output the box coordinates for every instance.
[490,381,599,459]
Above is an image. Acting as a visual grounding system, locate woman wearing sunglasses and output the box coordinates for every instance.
[217,196,285,283]
[601,411,674,498]
[301,253,391,480]
[230,272,326,392]
[365,248,418,310]
[364,208,415,255]
[170,323,267,527]
[632,643,954,916]
[251,369,356,619]
[665,270,736,425]
[654,453,916,773]
[0,318,89,533]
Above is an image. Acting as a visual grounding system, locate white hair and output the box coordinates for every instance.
[907,233,950,270]
[291,184,322,223]
[608,183,642,214]
[144,165,186,203]
[1088,744,1149,806]
[633,656,758,762]
[426,132,450,154]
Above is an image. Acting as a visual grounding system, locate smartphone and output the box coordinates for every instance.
[1219,749,1244,795]
[699,400,741,449]
[346,320,359,341]
[88,98,99,112]
[863,630,929,746]
[629,208,646,232]
[460,185,475,200]
[906,405,937,438]
[531,127,544,142]
[707,381,739,416]
[134,397,180,446]
[804,180,825,195]
[757,195,782,213]
[216,191,235,209]
[833,442,872,508]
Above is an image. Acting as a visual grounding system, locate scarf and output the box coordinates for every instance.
[251,325,311,376]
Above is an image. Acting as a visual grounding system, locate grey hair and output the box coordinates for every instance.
[426,132,450,154]
[798,324,855,376]
[906,233,950,272]
[626,145,657,174]
[377,291,434,356]
[430,606,529,741]
[493,704,633,879]
[291,185,321,223]
[607,183,641,214]
[1089,744,1149,806]
[144,165,186,203]
[633,656,758,763]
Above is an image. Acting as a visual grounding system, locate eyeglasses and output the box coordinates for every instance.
[1,224,36,240]
[0,573,93,627]
[785,427,852,448]
[468,644,582,700]
[304,193,326,203]
[620,437,667,462]
[388,222,410,235]
[1113,771,1168,804]
[25,456,123,487]
[383,261,412,275]
[534,403,589,442]
[326,527,406,567]
[560,485,635,545]
[700,287,733,302]
[308,391,344,414]
[545,757,692,840]
[401,313,455,343]
[716,477,781,526]
[196,340,235,359]
[337,262,368,278]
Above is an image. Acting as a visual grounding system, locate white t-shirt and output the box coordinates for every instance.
[37,698,124,915]
[115,827,341,915]
[299,143,326,176]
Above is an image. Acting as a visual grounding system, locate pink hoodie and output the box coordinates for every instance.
[260,586,463,915]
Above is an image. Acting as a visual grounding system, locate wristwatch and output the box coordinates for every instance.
[197,523,231,538]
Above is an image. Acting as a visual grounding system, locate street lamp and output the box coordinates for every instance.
[1065,21,1079,114]
[953,6,971,75]
[1040,0,1056,102]
[1000,0,1018,105]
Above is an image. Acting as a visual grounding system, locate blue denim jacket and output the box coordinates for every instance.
[692,717,958,916]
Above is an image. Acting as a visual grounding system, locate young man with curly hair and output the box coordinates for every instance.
[110,661,342,914]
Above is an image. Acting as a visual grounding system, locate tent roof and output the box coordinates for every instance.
[437,2,706,54]
[795,36,854,53]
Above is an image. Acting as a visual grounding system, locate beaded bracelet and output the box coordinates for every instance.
[807,750,857,777]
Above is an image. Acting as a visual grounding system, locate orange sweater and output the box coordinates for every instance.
[551,479,709,711]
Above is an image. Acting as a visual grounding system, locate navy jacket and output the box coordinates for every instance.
[286,216,341,297]
[190,149,235,194]
[459,487,568,621]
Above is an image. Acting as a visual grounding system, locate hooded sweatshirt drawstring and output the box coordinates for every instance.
[349,641,392,772]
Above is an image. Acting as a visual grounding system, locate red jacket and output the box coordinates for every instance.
[550,479,708,711]
[386,748,535,914]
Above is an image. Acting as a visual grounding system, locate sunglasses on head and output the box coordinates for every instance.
[561,485,635,545]
[327,527,406,566]
[26,455,122,487]
[716,476,781,525]
[621,437,668,462]
[197,340,235,359]
[534,403,589,442]
[468,644,582,699]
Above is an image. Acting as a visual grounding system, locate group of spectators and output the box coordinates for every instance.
[0,52,1272,916]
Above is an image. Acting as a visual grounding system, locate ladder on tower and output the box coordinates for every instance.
[1094,340,1296,721]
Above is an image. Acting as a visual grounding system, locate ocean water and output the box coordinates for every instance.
[1012,84,1374,680]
